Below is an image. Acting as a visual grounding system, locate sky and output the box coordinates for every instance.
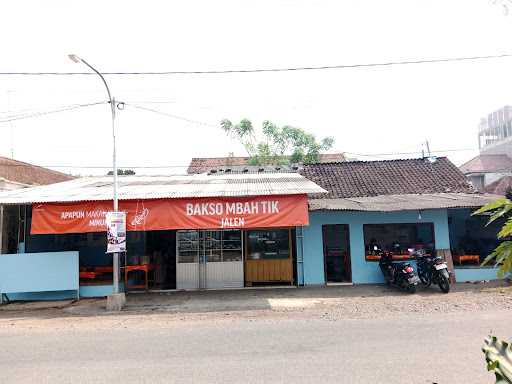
[1,0,512,176]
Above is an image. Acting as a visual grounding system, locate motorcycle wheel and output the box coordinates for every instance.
[419,271,431,287]
[438,272,450,293]
[407,284,417,294]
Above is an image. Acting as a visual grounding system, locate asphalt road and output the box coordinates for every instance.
[0,308,508,384]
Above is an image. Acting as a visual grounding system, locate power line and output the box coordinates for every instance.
[124,103,218,128]
[0,101,107,123]
[1,53,512,76]
[0,148,477,170]
[344,148,476,157]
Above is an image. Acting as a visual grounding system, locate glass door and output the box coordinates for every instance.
[176,230,200,289]
[176,229,244,289]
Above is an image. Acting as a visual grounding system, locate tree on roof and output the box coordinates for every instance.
[107,169,136,176]
[220,119,334,166]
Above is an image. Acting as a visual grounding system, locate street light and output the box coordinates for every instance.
[69,54,121,296]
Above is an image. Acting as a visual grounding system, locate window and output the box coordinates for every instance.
[246,229,290,260]
[222,230,242,262]
[176,230,243,263]
[469,175,485,191]
[363,223,435,262]
[448,209,501,267]
[177,230,199,263]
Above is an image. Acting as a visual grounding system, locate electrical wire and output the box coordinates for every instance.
[1,53,512,76]
[0,147,478,170]
[124,103,218,128]
[344,148,476,158]
[0,101,107,123]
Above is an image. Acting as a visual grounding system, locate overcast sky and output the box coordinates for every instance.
[1,0,512,175]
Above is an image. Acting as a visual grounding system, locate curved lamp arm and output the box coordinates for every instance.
[68,54,115,118]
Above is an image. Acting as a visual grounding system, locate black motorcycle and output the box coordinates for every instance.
[377,247,420,294]
[412,249,450,293]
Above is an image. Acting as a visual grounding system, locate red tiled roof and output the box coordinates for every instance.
[484,176,512,196]
[0,156,74,186]
[300,157,473,199]
[187,153,347,174]
[459,154,512,174]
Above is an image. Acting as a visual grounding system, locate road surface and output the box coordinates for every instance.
[0,288,509,384]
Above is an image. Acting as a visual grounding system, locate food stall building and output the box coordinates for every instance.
[0,157,504,301]
[0,173,325,299]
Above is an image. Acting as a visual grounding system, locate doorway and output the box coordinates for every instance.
[322,224,351,283]
[176,229,244,289]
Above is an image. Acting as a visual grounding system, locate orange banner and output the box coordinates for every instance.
[30,194,309,234]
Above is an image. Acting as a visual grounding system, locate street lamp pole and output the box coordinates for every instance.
[68,54,121,295]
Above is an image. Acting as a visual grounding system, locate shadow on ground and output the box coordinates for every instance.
[1,280,509,320]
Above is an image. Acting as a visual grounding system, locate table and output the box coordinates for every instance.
[79,266,114,283]
[453,254,480,265]
[124,264,155,291]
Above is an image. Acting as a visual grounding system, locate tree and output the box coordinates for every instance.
[220,119,334,166]
[473,198,512,278]
[107,169,136,176]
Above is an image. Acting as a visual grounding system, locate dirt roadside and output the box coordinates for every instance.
[0,281,510,333]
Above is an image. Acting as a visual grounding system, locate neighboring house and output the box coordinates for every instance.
[0,156,73,254]
[461,106,512,193]
[299,157,498,285]
[187,153,347,174]
[0,156,73,190]
[459,154,512,192]
[484,175,512,196]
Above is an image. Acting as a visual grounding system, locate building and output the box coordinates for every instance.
[299,157,500,285]
[0,156,73,191]
[0,157,502,301]
[187,153,347,174]
[0,156,74,256]
[478,106,512,154]
[459,154,512,192]
[461,106,512,193]
[0,173,325,300]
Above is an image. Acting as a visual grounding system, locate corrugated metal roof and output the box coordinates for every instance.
[308,193,500,212]
[0,173,327,205]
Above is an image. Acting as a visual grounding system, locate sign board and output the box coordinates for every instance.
[106,211,126,253]
[30,194,309,234]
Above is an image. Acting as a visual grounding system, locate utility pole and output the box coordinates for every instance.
[69,54,125,310]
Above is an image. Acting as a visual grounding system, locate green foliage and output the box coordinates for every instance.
[107,169,136,176]
[473,198,512,278]
[482,335,512,383]
[221,118,334,166]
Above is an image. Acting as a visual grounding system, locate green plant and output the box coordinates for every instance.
[220,118,334,166]
[107,169,136,176]
[473,198,512,278]
[483,335,512,383]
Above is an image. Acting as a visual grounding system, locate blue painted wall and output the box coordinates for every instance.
[301,209,450,285]
[7,284,122,301]
[0,252,79,300]
[454,267,499,282]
